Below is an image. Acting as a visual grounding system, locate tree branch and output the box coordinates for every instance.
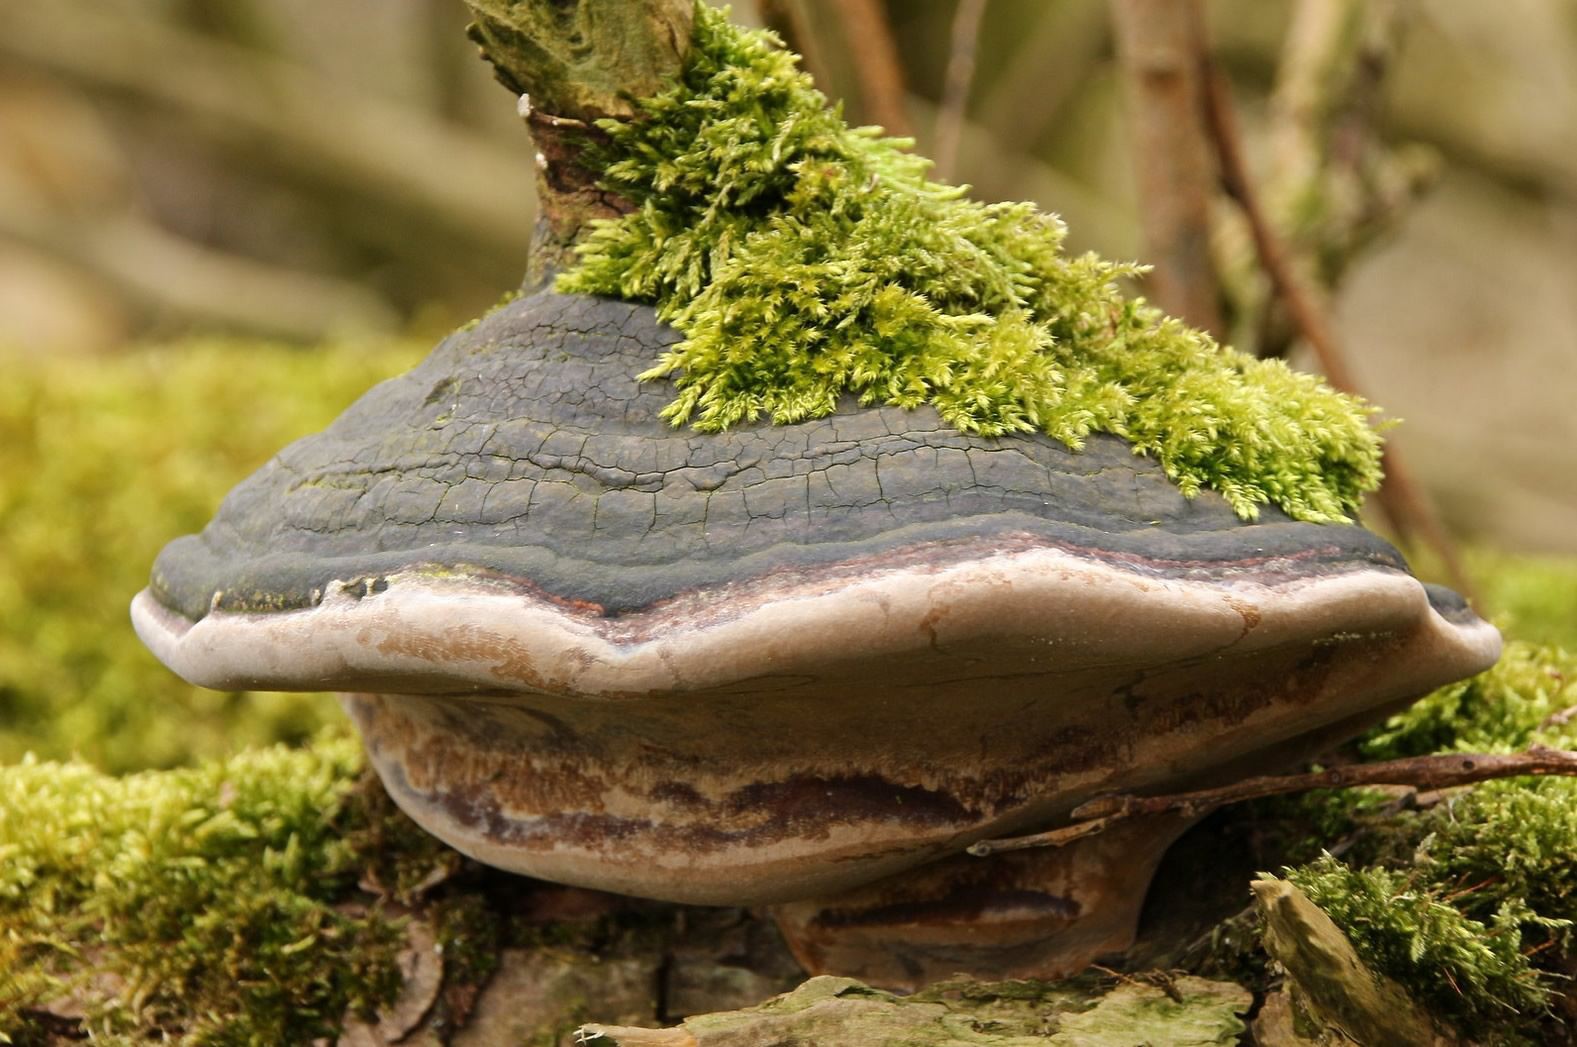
[462,0,694,281]
[1191,12,1476,606]
[0,196,398,340]
[1265,0,1418,298]
[933,0,988,182]
[0,5,532,262]
[829,0,912,138]
[1109,0,1224,337]
[968,747,1577,856]
[976,4,1109,155]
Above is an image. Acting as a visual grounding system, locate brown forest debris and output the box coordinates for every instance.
[970,747,1577,855]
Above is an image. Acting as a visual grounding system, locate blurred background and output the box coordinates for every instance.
[1,0,1574,769]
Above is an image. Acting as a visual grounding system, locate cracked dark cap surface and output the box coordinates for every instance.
[134,290,1476,692]
[130,290,1498,908]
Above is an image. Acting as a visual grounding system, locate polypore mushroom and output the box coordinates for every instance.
[132,289,1498,985]
[131,3,1500,989]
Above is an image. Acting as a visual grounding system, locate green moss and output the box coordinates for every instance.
[560,4,1383,523]
[0,733,403,1044]
[1268,643,1577,1042]
[1362,640,1576,759]
[1473,548,1577,651]
[1283,856,1549,1040]
[0,338,424,771]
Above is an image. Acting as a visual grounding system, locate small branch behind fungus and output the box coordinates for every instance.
[968,746,1577,856]
[933,0,988,183]
[1109,0,1225,338]
[1188,8,1476,607]
[830,0,913,139]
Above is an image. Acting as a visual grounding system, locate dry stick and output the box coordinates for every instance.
[969,746,1577,856]
[1191,19,1478,607]
[1109,0,1225,338]
[933,0,989,183]
[829,0,913,139]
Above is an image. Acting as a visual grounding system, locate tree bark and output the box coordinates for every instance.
[1109,0,1224,338]
[463,0,695,282]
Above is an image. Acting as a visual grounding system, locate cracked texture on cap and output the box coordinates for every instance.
[130,290,1499,906]
[143,291,1410,667]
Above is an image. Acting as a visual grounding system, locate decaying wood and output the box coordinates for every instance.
[1254,878,1455,1046]
[578,972,1251,1046]
[463,0,692,120]
[463,0,693,281]
[970,747,1577,855]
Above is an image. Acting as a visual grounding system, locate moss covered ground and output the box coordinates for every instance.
[0,339,423,772]
[0,334,1574,1041]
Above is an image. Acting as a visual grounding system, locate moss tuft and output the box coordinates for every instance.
[1283,856,1550,1040]
[0,733,403,1043]
[1270,643,1577,1043]
[1362,640,1576,759]
[560,4,1383,523]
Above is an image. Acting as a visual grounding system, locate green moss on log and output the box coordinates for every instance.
[0,734,403,1043]
[0,339,422,771]
[1272,642,1577,1043]
[560,4,1383,523]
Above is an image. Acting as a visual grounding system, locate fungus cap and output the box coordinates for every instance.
[132,291,1500,906]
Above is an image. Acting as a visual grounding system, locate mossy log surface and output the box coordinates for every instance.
[4,638,1577,1044]
[0,741,1248,1045]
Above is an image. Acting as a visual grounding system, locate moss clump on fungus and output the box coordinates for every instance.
[0,338,423,771]
[560,4,1383,523]
[0,733,404,1043]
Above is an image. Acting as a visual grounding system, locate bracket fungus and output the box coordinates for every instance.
[132,2,1499,990]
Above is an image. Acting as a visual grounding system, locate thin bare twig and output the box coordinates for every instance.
[933,0,988,182]
[1541,704,1577,731]
[1109,0,1224,337]
[829,0,912,138]
[1189,9,1476,606]
[968,746,1577,856]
